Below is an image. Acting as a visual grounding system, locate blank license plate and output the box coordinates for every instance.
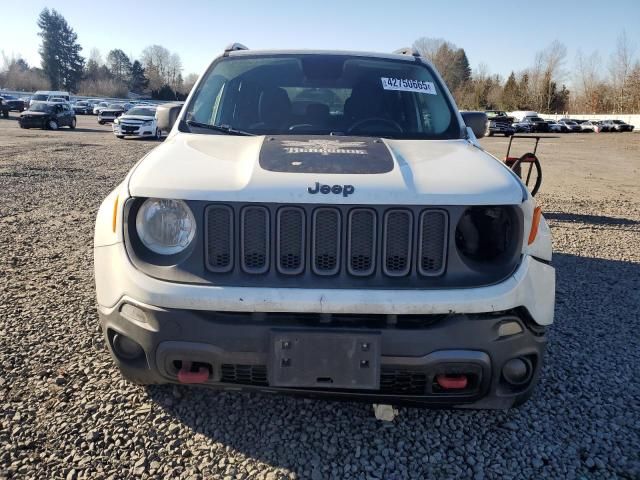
[269,330,380,390]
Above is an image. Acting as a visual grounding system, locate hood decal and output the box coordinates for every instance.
[259,135,394,174]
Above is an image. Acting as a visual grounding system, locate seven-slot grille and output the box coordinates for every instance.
[205,205,448,278]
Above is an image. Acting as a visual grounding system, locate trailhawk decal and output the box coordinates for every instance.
[281,139,367,155]
[259,135,395,174]
[381,77,437,95]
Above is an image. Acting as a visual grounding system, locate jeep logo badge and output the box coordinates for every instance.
[308,182,355,197]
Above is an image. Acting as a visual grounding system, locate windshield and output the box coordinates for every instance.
[29,103,53,112]
[612,120,624,124]
[76,101,88,106]
[107,104,122,109]
[126,108,155,116]
[33,94,48,101]
[184,54,460,139]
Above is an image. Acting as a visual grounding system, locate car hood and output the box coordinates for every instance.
[119,115,155,121]
[21,111,50,117]
[128,134,525,205]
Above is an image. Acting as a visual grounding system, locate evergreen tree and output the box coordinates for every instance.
[517,73,531,109]
[501,72,519,110]
[129,60,149,93]
[37,8,84,91]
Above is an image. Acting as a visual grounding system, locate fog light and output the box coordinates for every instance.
[502,358,532,385]
[498,321,523,338]
[120,303,147,324]
[112,333,144,360]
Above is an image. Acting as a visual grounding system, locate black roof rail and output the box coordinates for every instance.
[393,47,421,57]
[224,43,249,56]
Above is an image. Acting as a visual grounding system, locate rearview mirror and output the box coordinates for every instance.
[461,111,488,139]
[156,102,183,133]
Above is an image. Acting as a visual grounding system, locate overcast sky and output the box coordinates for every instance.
[2,0,639,84]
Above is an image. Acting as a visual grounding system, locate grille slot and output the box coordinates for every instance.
[205,205,233,272]
[347,209,376,276]
[382,210,413,277]
[418,210,448,276]
[277,207,305,275]
[312,208,341,275]
[241,206,269,274]
[220,364,268,386]
[380,369,427,395]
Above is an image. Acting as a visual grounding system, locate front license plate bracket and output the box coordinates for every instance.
[269,330,380,390]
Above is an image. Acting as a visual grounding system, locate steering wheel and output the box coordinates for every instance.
[347,117,403,135]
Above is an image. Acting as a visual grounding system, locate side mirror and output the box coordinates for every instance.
[461,111,488,139]
[156,102,183,132]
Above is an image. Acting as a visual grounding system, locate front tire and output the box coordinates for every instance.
[98,120,105,125]
[48,120,59,130]
[1,110,8,119]
[70,118,76,129]
[116,135,125,139]
[155,128,162,140]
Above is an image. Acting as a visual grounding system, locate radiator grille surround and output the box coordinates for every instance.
[127,200,524,289]
[199,202,459,285]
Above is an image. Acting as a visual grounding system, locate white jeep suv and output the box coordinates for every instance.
[94,45,554,409]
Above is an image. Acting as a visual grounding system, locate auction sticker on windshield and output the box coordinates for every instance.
[381,77,437,94]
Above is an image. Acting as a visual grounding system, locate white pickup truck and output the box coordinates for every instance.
[94,45,554,409]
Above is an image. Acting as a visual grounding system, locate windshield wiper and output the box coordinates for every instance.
[185,120,254,136]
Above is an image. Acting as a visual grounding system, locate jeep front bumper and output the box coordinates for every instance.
[95,241,554,408]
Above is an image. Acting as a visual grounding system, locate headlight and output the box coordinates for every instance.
[455,206,518,264]
[113,118,119,124]
[135,198,196,255]
[143,120,153,125]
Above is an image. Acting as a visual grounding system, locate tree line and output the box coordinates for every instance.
[1,9,639,112]
[0,8,198,99]
[412,34,640,114]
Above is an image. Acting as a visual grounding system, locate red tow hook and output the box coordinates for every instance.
[436,374,468,390]
[177,361,210,384]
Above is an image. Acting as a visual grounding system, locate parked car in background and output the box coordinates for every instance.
[113,106,161,139]
[557,120,581,132]
[546,120,563,133]
[98,103,126,124]
[19,101,76,130]
[601,120,634,132]
[29,90,70,107]
[93,101,110,115]
[484,110,515,136]
[514,116,548,133]
[512,120,532,133]
[579,121,597,133]
[72,101,92,114]
[0,94,26,112]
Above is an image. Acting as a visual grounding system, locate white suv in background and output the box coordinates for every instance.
[113,106,161,140]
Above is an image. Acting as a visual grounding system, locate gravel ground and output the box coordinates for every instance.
[1,115,639,479]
